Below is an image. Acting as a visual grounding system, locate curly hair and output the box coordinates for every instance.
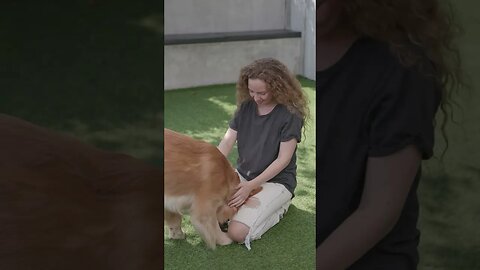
[342,0,467,157]
[236,58,309,126]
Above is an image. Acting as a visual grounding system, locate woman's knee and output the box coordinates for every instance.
[227,221,249,243]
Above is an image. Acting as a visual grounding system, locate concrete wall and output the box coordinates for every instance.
[288,0,316,79]
[165,0,286,35]
[164,38,302,90]
[164,0,316,89]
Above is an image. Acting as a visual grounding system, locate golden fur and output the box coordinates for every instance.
[164,129,239,249]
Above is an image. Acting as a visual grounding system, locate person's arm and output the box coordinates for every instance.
[218,128,237,157]
[228,138,297,207]
[316,145,421,269]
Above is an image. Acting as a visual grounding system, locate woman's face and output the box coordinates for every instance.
[317,0,343,38]
[248,79,275,107]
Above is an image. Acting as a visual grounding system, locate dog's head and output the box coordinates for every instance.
[216,204,238,225]
[217,204,237,233]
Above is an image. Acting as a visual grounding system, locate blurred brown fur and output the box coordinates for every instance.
[0,114,162,270]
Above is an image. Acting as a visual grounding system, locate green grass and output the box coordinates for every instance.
[0,1,163,167]
[418,1,480,269]
[164,78,316,269]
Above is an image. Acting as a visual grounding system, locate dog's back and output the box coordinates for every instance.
[164,129,238,202]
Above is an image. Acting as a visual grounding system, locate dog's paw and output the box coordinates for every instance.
[216,233,233,246]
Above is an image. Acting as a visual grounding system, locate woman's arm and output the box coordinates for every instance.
[228,138,297,207]
[218,128,237,157]
[316,145,421,269]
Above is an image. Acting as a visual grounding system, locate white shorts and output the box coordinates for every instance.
[231,172,292,250]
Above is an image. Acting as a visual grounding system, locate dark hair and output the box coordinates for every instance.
[343,0,468,157]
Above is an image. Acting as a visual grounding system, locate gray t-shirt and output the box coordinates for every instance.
[229,100,303,197]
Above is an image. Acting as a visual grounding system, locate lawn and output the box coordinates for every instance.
[164,78,316,269]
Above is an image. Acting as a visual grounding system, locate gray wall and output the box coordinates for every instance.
[289,0,316,79]
[165,0,286,34]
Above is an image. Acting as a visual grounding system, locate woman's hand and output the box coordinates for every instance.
[228,181,256,208]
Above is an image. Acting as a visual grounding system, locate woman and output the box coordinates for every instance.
[316,0,464,269]
[218,58,309,250]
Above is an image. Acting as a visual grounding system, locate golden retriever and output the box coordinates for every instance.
[164,128,239,249]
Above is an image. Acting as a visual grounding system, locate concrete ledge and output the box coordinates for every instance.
[164,30,301,45]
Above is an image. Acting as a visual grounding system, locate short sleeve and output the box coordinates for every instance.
[367,61,441,159]
[229,111,239,131]
[281,112,303,143]
[229,102,247,131]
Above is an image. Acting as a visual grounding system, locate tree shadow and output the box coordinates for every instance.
[164,84,236,137]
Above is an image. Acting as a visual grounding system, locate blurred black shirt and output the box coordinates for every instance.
[316,37,441,269]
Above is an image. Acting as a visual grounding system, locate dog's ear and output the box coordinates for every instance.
[228,171,240,194]
[234,171,240,183]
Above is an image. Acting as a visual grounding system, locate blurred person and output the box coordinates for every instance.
[316,0,465,268]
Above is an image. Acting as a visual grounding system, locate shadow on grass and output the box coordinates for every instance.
[164,204,315,269]
[164,84,236,139]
